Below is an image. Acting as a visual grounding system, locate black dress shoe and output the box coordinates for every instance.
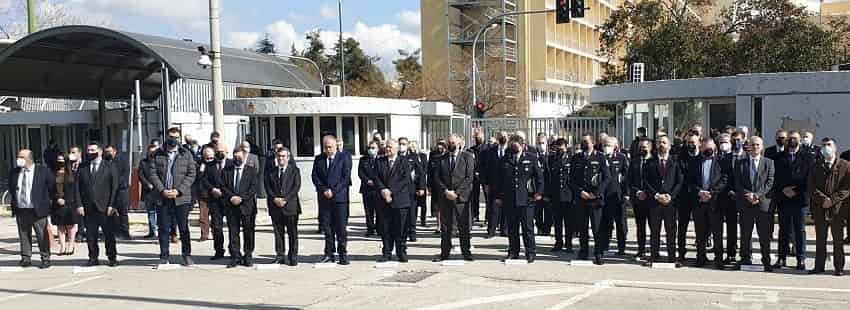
[834,270,845,276]
[270,257,284,264]
[210,253,225,261]
[594,255,604,265]
[108,259,119,267]
[796,261,805,270]
[642,259,654,267]
[463,254,474,262]
[158,258,170,265]
[182,256,194,266]
[634,251,645,259]
[550,245,564,252]
[319,256,335,264]
[338,257,351,265]
[431,255,448,262]
[379,256,390,263]
[714,259,725,270]
[526,254,535,263]
[20,259,32,267]
[397,255,408,263]
[739,259,753,266]
[408,236,417,242]
[227,260,240,268]
[85,259,99,267]
[763,265,773,272]
[772,259,787,269]
[723,257,735,265]
[808,269,825,275]
[39,260,51,269]
[564,248,574,254]
[242,257,253,267]
[288,260,298,267]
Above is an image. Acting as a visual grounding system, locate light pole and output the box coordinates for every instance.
[27,0,36,34]
[209,0,225,135]
[471,9,555,115]
[471,23,498,114]
[338,0,346,96]
[273,53,325,95]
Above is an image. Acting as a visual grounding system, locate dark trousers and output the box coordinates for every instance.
[576,199,604,257]
[777,203,809,261]
[85,208,118,260]
[487,191,505,236]
[225,211,256,259]
[552,201,574,249]
[739,206,772,265]
[407,194,419,238]
[209,200,226,255]
[417,195,428,224]
[362,192,378,233]
[16,209,50,260]
[156,202,192,258]
[676,203,693,258]
[116,188,130,237]
[319,202,349,257]
[534,200,553,235]
[601,197,628,253]
[723,199,738,259]
[633,200,651,254]
[381,207,409,258]
[649,206,676,260]
[439,199,472,256]
[470,179,481,220]
[271,214,299,259]
[692,203,723,260]
[813,206,847,271]
[505,206,535,257]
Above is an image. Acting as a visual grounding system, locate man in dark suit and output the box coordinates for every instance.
[468,131,488,224]
[601,137,629,256]
[629,127,648,160]
[222,148,259,268]
[764,129,787,161]
[265,147,301,266]
[148,127,197,266]
[533,133,552,236]
[432,134,476,262]
[644,135,683,267]
[9,149,56,268]
[493,132,544,263]
[311,135,353,265]
[359,141,381,236]
[200,144,231,260]
[373,139,415,262]
[688,138,728,268]
[629,138,654,259]
[75,142,120,267]
[104,145,131,240]
[571,133,610,265]
[677,133,701,264]
[808,137,850,276]
[547,138,574,253]
[483,131,510,238]
[719,132,746,264]
[735,136,776,272]
[398,137,426,242]
[773,131,812,270]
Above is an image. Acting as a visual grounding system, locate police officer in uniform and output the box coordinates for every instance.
[571,133,610,265]
[601,137,629,256]
[493,132,544,263]
[547,138,574,253]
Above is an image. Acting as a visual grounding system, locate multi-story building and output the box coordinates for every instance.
[421,0,618,118]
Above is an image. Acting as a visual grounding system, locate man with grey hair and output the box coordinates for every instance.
[10,149,56,268]
[734,136,775,272]
[374,139,415,262]
[312,135,353,265]
[432,134,476,261]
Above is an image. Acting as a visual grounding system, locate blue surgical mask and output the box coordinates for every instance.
[821,146,834,158]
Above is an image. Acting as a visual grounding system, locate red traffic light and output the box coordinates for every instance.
[476,101,485,110]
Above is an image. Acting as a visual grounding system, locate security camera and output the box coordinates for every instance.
[197,46,212,69]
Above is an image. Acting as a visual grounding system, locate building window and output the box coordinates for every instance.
[753,97,763,136]
[342,117,355,155]
[295,117,314,157]
[358,117,369,156]
[274,117,291,149]
[320,116,337,139]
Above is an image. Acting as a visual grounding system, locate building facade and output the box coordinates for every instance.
[421,0,618,118]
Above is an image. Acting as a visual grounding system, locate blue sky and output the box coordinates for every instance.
[0,0,422,76]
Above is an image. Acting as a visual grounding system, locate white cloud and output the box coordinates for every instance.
[319,3,337,20]
[225,20,302,52]
[0,0,13,13]
[224,31,260,50]
[395,10,421,33]
[70,0,208,31]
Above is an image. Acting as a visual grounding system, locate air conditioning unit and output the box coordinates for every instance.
[325,85,342,97]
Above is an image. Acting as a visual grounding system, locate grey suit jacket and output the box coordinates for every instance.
[148,148,197,206]
[734,156,775,212]
[434,150,475,203]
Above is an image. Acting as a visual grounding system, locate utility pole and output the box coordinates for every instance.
[338,0,346,96]
[209,0,225,135]
[27,0,36,34]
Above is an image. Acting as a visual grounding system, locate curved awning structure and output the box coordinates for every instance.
[0,25,321,101]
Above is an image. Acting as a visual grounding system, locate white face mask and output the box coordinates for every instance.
[719,142,731,153]
[603,146,615,155]
[399,145,408,153]
[68,153,79,161]
[16,158,26,168]
[802,137,812,146]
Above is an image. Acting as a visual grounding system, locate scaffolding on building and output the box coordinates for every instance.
[447,0,519,114]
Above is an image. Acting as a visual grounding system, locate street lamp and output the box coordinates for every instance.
[338,0,346,96]
[208,0,225,136]
[471,23,499,114]
[273,53,325,96]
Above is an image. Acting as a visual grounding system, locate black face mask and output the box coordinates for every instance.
[56,161,65,168]
[497,137,507,145]
[233,159,243,167]
[580,143,590,152]
[776,138,786,147]
[215,152,225,160]
[86,153,98,161]
[702,149,715,157]
[787,140,799,149]
[103,154,114,161]
[639,149,649,157]
[687,145,697,153]
[447,144,457,152]
[204,157,215,163]
[165,138,179,149]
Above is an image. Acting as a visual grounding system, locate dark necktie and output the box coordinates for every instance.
[235,167,242,190]
[450,153,456,171]
[661,159,667,176]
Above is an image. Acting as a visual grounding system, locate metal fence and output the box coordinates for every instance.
[422,116,613,150]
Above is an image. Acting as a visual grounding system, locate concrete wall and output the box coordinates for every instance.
[292,156,363,204]
[389,114,422,142]
[760,93,850,146]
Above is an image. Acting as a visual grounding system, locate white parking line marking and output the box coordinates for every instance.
[546,280,613,310]
[611,280,850,293]
[0,275,104,303]
[413,288,577,310]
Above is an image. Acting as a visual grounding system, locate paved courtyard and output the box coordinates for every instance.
[0,202,848,309]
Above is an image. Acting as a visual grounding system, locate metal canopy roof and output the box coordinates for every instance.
[0,25,321,101]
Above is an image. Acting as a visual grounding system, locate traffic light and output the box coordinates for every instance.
[556,0,570,24]
[571,0,585,18]
[475,101,485,118]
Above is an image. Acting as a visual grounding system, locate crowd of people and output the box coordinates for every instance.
[7,124,850,276]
